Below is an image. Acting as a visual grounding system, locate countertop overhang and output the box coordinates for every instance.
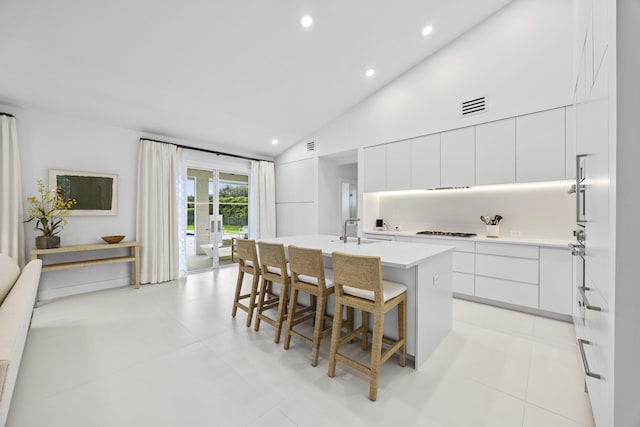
[260,234,453,269]
[364,230,572,248]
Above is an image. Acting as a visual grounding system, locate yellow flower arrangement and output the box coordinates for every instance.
[25,179,77,236]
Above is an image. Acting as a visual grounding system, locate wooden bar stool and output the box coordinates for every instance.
[231,239,261,327]
[254,241,291,344]
[328,251,407,401]
[284,245,336,366]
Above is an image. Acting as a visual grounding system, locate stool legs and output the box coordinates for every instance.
[327,301,343,378]
[231,270,244,318]
[246,273,260,327]
[254,278,289,344]
[369,312,385,401]
[310,294,326,367]
[232,270,261,327]
[398,299,407,367]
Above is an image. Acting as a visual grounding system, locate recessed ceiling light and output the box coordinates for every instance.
[421,25,433,36]
[271,139,279,145]
[365,69,376,78]
[300,15,313,28]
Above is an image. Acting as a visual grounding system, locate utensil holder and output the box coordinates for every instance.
[486,225,499,238]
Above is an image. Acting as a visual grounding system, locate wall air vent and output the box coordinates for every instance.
[306,141,316,152]
[461,96,487,117]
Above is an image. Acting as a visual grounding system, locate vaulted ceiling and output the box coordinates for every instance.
[0,0,513,157]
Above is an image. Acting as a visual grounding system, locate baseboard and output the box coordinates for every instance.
[37,277,133,302]
[453,293,573,322]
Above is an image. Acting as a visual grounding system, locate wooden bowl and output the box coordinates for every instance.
[102,235,125,244]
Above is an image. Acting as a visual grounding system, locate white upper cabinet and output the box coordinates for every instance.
[565,105,576,179]
[475,118,516,185]
[364,107,569,190]
[385,140,412,191]
[364,145,386,192]
[275,158,315,203]
[516,108,566,182]
[441,126,475,187]
[592,0,608,82]
[411,134,440,189]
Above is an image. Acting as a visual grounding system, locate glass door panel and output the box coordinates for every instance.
[186,168,214,271]
[217,172,249,266]
[185,168,249,271]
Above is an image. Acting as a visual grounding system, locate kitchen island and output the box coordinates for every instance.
[260,234,454,369]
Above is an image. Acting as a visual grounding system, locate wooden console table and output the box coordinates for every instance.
[31,241,140,289]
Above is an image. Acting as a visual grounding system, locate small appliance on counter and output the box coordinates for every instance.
[480,215,502,237]
[375,219,387,231]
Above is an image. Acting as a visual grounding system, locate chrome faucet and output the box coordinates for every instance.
[341,218,360,242]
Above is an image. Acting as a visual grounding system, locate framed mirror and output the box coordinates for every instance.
[49,169,118,216]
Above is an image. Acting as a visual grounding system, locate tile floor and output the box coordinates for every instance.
[8,268,595,427]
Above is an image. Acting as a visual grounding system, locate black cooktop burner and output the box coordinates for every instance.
[416,231,477,238]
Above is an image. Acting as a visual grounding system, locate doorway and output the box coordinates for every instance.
[340,177,358,237]
[186,168,249,271]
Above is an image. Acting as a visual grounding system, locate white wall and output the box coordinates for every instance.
[2,103,264,299]
[317,160,358,236]
[278,0,574,164]
[2,105,139,300]
[369,182,574,240]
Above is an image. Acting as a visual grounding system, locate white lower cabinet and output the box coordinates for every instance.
[452,272,475,295]
[475,276,539,308]
[539,247,573,315]
[475,254,539,284]
[389,235,571,316]
[394,236,475,297]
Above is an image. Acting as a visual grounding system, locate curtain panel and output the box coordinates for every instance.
[136,139,184,284]
[0,115,24,266]
[250,160,276,239]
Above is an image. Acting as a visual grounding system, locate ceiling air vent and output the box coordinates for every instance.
[461,96,487,117]
[306,141,316,152]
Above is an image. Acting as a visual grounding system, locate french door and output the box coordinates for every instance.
[186,167,249,271]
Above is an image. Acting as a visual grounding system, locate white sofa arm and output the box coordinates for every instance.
[0,259,42,426]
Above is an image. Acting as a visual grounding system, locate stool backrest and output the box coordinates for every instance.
[257,241,289,280]
[331,252,383,301]
[288,245,328,290]
[236,239,259,273]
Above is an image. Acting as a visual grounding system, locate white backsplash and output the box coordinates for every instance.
[370,181,575,240]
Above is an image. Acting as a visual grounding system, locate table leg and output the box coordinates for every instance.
[133,245,141,288]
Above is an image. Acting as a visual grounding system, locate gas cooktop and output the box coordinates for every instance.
[416,231,477,238]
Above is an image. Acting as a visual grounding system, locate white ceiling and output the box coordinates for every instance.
[0,0,513,158]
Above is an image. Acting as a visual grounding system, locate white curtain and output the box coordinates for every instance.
[136,139,185,284]
[0,115,24,267]
[249,160,276,239]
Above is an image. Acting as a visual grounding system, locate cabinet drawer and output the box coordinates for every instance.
[476,242,538,259]
[476,254,539,284]
[476,276,538,308]
[452,272,474,296]
[418,238,475,253]
[453,252,474,274]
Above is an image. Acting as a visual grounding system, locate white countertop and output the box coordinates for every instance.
[260,234,453,269]
[364,230,572,248]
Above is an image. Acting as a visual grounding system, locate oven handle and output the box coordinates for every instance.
[568,243,585,256]
[577,339,602,379]
[576,154,588,223]
[578,286,602,311]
